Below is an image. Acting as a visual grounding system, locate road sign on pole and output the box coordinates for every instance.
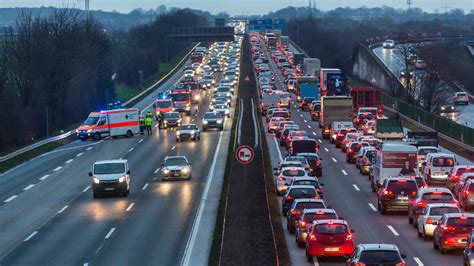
[235,145,254,164]
[274,19,286,29]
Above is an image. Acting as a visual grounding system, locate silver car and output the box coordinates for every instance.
[417,203,460,240]
[176,124,201,142]
[214,104,230,118]
[161,156,192,181]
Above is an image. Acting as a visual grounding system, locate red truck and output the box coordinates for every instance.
[350,87,383,117]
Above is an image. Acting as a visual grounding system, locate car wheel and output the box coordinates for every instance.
[93,192,98,198]
[433,236,439,250]
[381,205,387,214]
[408,215,414,224]
[306,252,313,262]
[423,228,429,241]
[93,132,101,141]
[126,130,133,138]
[297,240,305,248]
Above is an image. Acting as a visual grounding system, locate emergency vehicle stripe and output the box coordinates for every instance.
[101,109,138,115]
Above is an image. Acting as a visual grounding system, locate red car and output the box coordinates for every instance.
[305,219,355,262]
[433,213,474,253]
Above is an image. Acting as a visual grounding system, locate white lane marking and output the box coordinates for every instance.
[181,130,224,266]
[142,183,149,190]
[138,139,144,143]
[23,184,35,191]
[83,185,91,193]
[341,170,348,176]
[86,146,93,151]
[24,231,38,242]
[104,228,116,239]
[58,205,68,214]
[171,145,176,150]
[65,159,74,164]
[413,257,424,266]
[313,258,319,266]
[76,152,84,157]
[312,132,316,136]
[368,203,377,212]
[324,147,329,152]
[304,119,307,123]
[128,147,134,152]
[83,263,89,266]
[300,114,303,117]
[53,166,62,172]
[154,168,160,174]
[237,99,244,145]
[4,195,18,203]
[352,184,360,191]
[331,157,337,163]
[387,225,400,236]
[273,136,283,162]
[39,174,50,181]
[126,203,135,212]
[251,98,259,148]
[307,125,311,129]
[317,139,322,143]
[192,118,195,122]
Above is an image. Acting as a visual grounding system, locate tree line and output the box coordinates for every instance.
[0,8,208,151]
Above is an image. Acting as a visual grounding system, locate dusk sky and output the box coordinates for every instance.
[1,0,473,15]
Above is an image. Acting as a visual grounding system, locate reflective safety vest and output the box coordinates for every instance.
[145,117,153,126]
[139,118,145,126]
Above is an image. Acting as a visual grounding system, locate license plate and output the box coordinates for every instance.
[324,247,339,252]
[398,196,408,200]
[105,187,115,191]
[172,173,180,177]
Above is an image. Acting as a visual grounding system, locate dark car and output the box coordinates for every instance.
[202,112,224,131]
[286,199,327,234]
[280,127,299,146]
[298,153,323,177]
[289,177,325,198]
[301,97,316,111]
[377,177,418,214]
[310,102,321,121]
[434,213,474,253]
[163,112,182,129]
[335,128,357,148]
[346,142,368,163]
[282,185,319,215]
[347,244,407,266]
[463,230,474,266]
[289,138,318,156]
[459,180,474,211]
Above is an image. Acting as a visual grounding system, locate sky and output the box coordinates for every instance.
[1,0,473,15]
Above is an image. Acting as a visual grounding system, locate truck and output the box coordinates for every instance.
[280,36,290,48]
[293,53,305,66]
[76,108,140,140]
[371,143,418,191]
[319,96,353,139]
[325,73,348,96]
[303,58,321,76]
[295,76,318,102]
[319,68,342,95]
[170,88,192,115]
[404,131,439,147]
[350,87,382,113]
[265,32,277,48]
[375,118,404,140]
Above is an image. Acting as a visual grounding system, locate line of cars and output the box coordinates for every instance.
[253,33,410,265]
[89,37,242,198]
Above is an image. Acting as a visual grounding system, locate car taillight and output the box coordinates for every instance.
[443,226,456,232]
[285,195,293,201]
[291,210,301,215]
[395,263,406,266]
[348,148,353,153]
[260,102,264,107]
[450,201,459,206]
[337,133,344,137]
[420,184,428,188]
[316,160,321,166]
[363,158,368,163]
[383,190,394,196]
[300,221,307,228]
[452,174,461,182]
[464,190,470,196]
[346,234,353,241]
[417,201,427,208]
[282,135,286,140]
[269,122,274,126]
[278,176,286,181]
[309,234,316,240]
[345,139,350,143]
[426,217,432,224]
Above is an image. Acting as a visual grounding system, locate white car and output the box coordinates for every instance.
[274,167,309,195]
[214,104,230,118]
[417,203,460,240]
[176,124,200,142]
[383,39,395,49]
[454,92,470,105]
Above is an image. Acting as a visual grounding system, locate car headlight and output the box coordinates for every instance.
[217,119,223,124]
[93,177,100,184]
[164,120,168,123]
[177,131,181,135]
[203,120,208,124]
[87,129,92,133]
[441,107,445,110]
[181,167,190,174]
[225,110,229,114]
[190,130,195,135]
[118,176,126,183]
[163,168,170,174]
[451,106,455,110]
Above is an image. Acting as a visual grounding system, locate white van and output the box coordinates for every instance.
[371,143,418,191]
[329,121,354,143]
[422,153,457,185]
[90,159,131,198]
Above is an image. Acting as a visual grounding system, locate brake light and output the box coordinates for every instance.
[348,148,353,153]
[417,201,427,208]
[337,133,344,137]
[461,216,468,220]
[316,160,321,166]
[300,221,307,228]
[383,190,394,196]
[420,184,428,188]
[452,174,461,182]
[426,217,432,224]
[309,234,316,240]
[346,234,353,241]
[450,201,459,206]
[278,176,286,181]
[345,139,350,143]
[432,191,442,194]
[269,122,274,126]
[443,226,455,232]
[285,195,294,200]
[464,190,470,196]
[398,179,407,183]
[282,135,286,140]
[291,210,301,215]
[260,102,264,107]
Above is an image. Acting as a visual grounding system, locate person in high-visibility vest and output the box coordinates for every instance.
[145,116,153,135]
[139,115,145,135]
[146,110,153,119]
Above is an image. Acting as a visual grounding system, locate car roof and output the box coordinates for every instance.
[292,176,318,182]
[417,146,438,150]
[94,159,127,165]
[180,124,198,127]
[386,176,416,182]
[419,187,452,194]
[443,213,474,218]
[296,152,319,157]
[303,208,336,214]
[293,198,325,204]
[288,185,316,190]
[164,155,187,160]
[358,243,399,251]
[281,166,306,171]
[426,203,459,209]
[427,153,455,158]
[312,219,348,225]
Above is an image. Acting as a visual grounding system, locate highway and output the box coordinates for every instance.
[0,52,236,265]
[258,36,471,265]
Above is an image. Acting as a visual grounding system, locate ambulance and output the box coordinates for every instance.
[76,108,140,140]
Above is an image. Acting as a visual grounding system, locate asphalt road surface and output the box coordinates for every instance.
[0,57,236,265]
[260,36,470,266]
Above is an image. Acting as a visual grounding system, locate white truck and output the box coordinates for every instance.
[371,143,418,191]
[319,68,342,94]
[319,96,353,139]
[76,108,140,140]
[303,58,321,76]
[280,36,290,48]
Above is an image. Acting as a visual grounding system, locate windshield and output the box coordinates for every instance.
[164,158,188,166]
[289,188,316,197]
[295,202,325,210]
[171,93,190,101]
[282,169,305,177]
[203,75,213,80]
[315,224,347,234]
[419,149,438,156]
[294,180,319,188]
[94,163,125,174]
[218,88,230,93]
[447,217,474,228]
[304,213,337,222]
[165,113,180,119]
[422,192,454,202]
[387,181,417,194]
[179,125,197,130]
[84,116,100,126]
[359,251,402,264]
[429,207,460,216]
[215,105,227,109]
[433,157,455,167]
[204,113,221,119]
[156,101,172,108]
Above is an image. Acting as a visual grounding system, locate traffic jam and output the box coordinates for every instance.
[251,31,474,265]
[76,37,242,197]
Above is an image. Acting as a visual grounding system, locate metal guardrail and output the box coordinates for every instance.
[0,43,200,164]
[122,42,200,108]
[0,130,75,163]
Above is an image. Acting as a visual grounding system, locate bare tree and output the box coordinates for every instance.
[419,71,446,112]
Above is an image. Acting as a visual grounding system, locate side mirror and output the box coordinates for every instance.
[320,183,325,186]
[327,205,332,209]
[273,167,278,170]
[284,183,289,186]
[350,229,355,233]
[160,164,164,168]
[88,172,93,177]
[127,170,131,175]
[401,254,407,259]
[188,163,192,166]
[319,158,323,160]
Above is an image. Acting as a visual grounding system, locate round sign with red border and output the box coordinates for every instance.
[235,145,254,164]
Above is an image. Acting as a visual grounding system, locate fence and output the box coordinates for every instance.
[383,93,474,147]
